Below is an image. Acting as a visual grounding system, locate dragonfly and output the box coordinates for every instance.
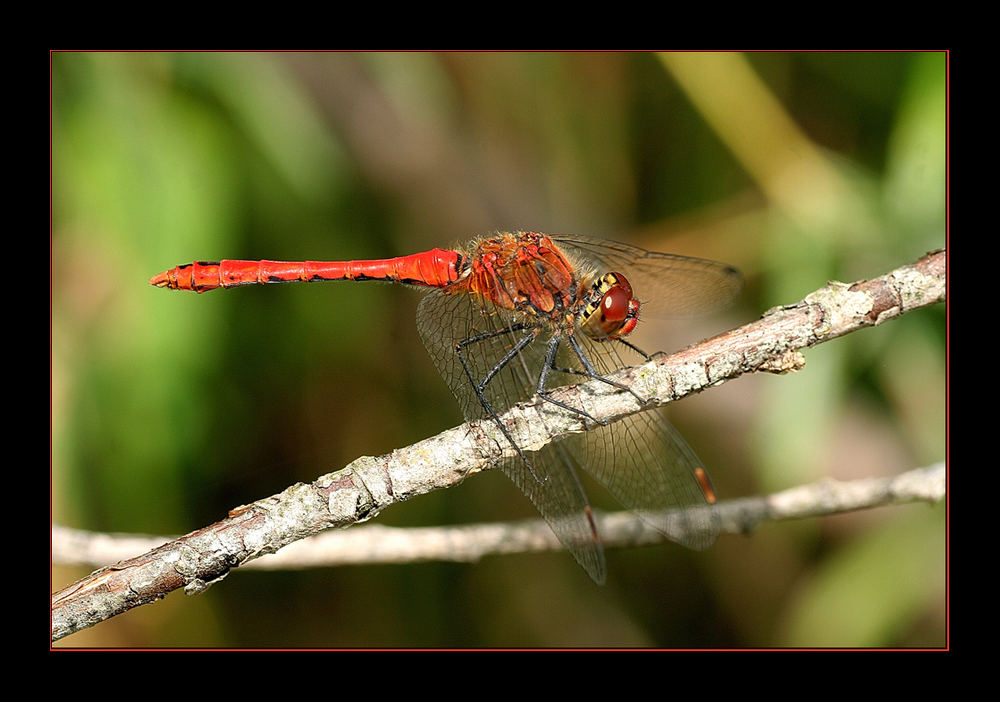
[151,231,741,583]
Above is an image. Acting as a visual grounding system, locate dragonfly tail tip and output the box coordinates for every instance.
[149,271,172,289]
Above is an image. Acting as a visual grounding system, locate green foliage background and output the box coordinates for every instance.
[52,51,946,647]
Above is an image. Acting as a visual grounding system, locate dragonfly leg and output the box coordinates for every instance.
[534,334,616,427]
[561,333,649,406]
[455,323,547,482]
[614,337,653,362]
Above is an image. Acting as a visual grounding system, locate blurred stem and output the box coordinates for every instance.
[658,51,851,230]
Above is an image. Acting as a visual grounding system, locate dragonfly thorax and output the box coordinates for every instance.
[463,232,583,319]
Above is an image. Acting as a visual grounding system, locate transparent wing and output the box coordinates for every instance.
[551,235,743,318]
[416,284,721,582]
[416,288,607,582]
[564,337,721,549]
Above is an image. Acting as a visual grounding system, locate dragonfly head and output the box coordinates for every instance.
[579,272,640,341]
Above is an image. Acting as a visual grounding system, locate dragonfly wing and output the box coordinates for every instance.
[567,406,720,549]
[416,287,539,423]
[499,437,608,583]
[416,288,607,582]
[551,235,743,318]
[566,337,721,548]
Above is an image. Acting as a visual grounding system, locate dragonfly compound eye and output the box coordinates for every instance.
[581,272,639,340]
[601,286,631,324]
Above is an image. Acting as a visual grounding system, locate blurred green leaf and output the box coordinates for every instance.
[778,502,946,647]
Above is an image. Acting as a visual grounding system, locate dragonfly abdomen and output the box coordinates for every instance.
[150,249,465,293]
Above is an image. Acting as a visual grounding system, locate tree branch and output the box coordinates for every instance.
[53,463,945,570]
[50,249,946,642]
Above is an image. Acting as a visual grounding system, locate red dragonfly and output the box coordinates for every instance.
[151,231,741,583]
